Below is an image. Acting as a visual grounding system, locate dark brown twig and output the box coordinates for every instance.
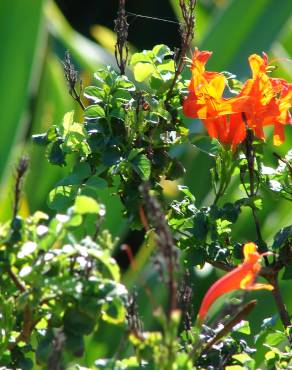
[114,0,129,75]
[126,293,143,339]
[203,300,257,351]
[140,183,177,318]
[166,0,196,101]
[273,151,292,177]
[8,306,40,351]
[241,115,267,258]
[178,270,193,332]
[268,273,291,343]
[13,156,29,220]
[6,268,26,293]
[62,51,85,110]
[47,328,66,370]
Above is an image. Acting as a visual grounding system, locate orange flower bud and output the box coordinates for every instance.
[197,243,273,322]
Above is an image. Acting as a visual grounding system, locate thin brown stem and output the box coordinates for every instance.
[13,156,29,219]
[63,51,85,110]
[114,0,129,75]
[273,151,292,177]
[7,267,26,293]
[140,183,177,318]
[203,300,257,351]
[166,0,196,102]
[8,306,40,350]
[241,115,267,259]
[269,273,291,343]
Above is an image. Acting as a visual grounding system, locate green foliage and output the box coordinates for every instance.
[1,1,292,368]
[33,55,187,228]
[0,204,127,367]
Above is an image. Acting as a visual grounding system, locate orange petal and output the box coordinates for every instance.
[247,283,274,291]
[240,271,256,289]
[243,242,258,260]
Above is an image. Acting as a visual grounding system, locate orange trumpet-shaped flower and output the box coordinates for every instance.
[183,48,249,120]
[183,50,292,148]
[203,113,246,150]
[197,243,273,322]
[239,53,292,145]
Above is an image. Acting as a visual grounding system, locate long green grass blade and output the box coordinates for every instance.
[0,0,45,182]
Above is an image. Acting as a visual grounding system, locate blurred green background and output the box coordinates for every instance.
[0,0,291,366]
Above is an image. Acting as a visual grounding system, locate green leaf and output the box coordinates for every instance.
[58,162,92,186]
[133,62,155,82]
[232,320,251,335]
[115,75,136,91]
[84,104,106,119]
[272,225,292,249]
[282,260,292,280]
[62,110,75,134]
[32,133,49,146]
[193,212,208,241]
[101,147,122,166]
[152,44,172,63]
[47,140,66,166]
[131,154,151,180]
[128,148,143,161]
[102,296,126,324]
[86,176,107,189]
[183,245,206,267]
[265,331,287,346]
[192,136,221,157]
[63,308,96,336]
[84,86,105,103]
[200,0,292,77]
[74,195,100,214]
[0,0,45,179]
[178,185,196,203]
[48,185,77,211]
[130,50,153,65]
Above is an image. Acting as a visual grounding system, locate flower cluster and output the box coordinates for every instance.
[197,243,273,322]
[183,49,292,149]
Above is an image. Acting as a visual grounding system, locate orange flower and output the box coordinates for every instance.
[239,53,292,145]
[197,243,273,323]
[203,113,246,150]
[183,48,248,120]
[183,50,292,148]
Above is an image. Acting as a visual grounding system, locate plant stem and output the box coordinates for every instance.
[114,0,129,75]
[140,183,177,318]
[273,151,292,177]
[203,300,257,351]
[241,115,268,261]
[244,129,263,243]
[269,273,291,343]
[166,0,196,102]
[7,267,26,293]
